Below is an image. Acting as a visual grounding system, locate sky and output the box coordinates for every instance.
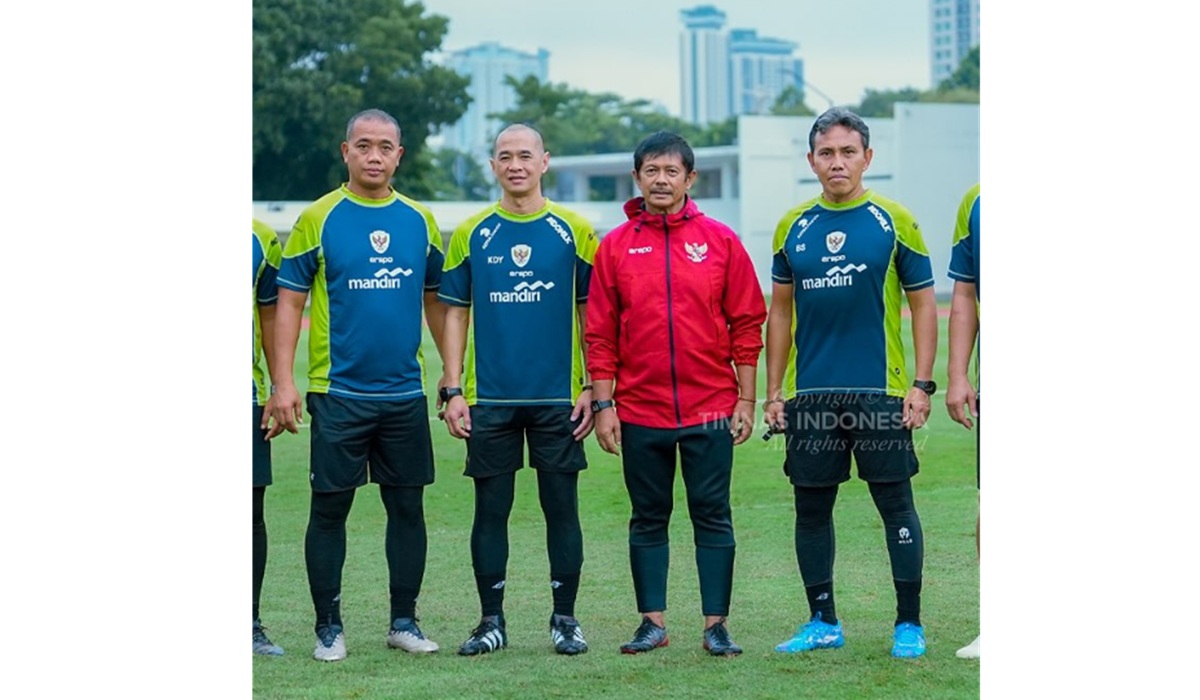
[429,0,931,114]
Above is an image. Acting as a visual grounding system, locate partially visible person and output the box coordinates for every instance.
[586,130,767,657]
[946,182,980,660]
[269,108,447,662]
[765,107,937,659]
[252,218,284,656]
[439,123,597,656]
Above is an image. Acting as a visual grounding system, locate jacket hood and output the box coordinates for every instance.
[622,195,704,229]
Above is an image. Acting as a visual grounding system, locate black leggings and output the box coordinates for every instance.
[470,470,582,578]
[252,487,267,621]
[305,485,428,625]
[793,479,924,585]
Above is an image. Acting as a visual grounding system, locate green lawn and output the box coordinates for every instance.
[253,313,979,699]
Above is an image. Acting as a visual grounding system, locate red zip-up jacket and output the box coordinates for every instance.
[586,196,767,429]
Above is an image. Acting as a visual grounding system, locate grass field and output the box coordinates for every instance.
[252,313,979,699]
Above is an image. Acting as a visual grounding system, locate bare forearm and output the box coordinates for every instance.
[272,290,306,390]
[765,294,793,399]
[947,283,978,381]
[259,304,277,382]
[735,364,756,400]
[592,379,614,403]
[441,305,469,385]
[907,287,938,380]
[424,292,448,359]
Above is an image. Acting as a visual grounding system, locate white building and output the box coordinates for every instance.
[729,29,803,116]
[679,5,731,125]
[441,42,549,166]
[255,103,978,296]
[930,0,981,86]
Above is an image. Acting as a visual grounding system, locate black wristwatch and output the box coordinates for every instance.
[912,379,937,396]
[439,386,464,402]
[590,399,615,413]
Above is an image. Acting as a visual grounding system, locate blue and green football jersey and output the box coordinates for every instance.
[771,190,934,398]
[439,200,597,405]
[277,186,444,401]
[253,219,281,405]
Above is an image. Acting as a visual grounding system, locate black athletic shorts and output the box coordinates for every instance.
[306,392,435,492]
[464,404,588,479]
[781,393,919,487]
[253,404,272,488]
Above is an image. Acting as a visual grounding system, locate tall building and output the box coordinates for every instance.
[930,0,980,86]
[679,7,805,124]
[679,5,731,125]
[729,29,803,115]
[442,41,549,165]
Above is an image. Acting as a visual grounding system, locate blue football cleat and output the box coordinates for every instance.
[774,613,845,653]
[891,622,926,658]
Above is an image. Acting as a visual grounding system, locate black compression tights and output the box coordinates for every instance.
[471,471,582,577]
[253,487,267,622]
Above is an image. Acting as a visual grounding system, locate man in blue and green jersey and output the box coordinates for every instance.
[268,109,448,662]
[764,107,939,659]
[438,123,597,657]
[947,183,980,660]
[251,218,283,656]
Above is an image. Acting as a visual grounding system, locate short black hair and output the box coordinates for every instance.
[633,131,695,173]
[808,107,869,152]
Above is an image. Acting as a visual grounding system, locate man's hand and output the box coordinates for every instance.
[945,377,978,429]
[443,395,472,439]
[267,384,303,438]
[731,398,755,445]
[594,407,621,455]
[902,387,932,430]
[763,399,787,436]
[570,389,595,441]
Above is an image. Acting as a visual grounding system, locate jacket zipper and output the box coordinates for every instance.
[662,213,683,427]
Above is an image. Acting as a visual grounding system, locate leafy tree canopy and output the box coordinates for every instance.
[253,0,469,200]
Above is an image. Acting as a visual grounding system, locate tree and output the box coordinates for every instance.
[854,87,926,118]
[769,85,816,117]
[253,0,470,200]
[938,45,980,92]
[851,44,979,118]
[491,76,737,158]
[425,147,491,201]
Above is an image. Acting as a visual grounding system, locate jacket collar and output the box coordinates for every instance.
[623,195,703,229]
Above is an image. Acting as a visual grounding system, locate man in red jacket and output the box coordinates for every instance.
[586,131,766,656]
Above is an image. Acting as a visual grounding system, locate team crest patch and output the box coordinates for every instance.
[826,231,846,254]
[685,242,708,263]
[511,244,532,267]
[370,230,390,254]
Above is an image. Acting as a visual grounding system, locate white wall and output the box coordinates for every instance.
[891,102,981,296]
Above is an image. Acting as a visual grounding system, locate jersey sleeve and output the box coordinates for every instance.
[572,214,598,304]
[255,226,282,306]
[278,211,322,293]
[438,222,473,307]
[893,209,934,291]
[948,185,979,283]
[771,209,798,285]
[423,209,444,291]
